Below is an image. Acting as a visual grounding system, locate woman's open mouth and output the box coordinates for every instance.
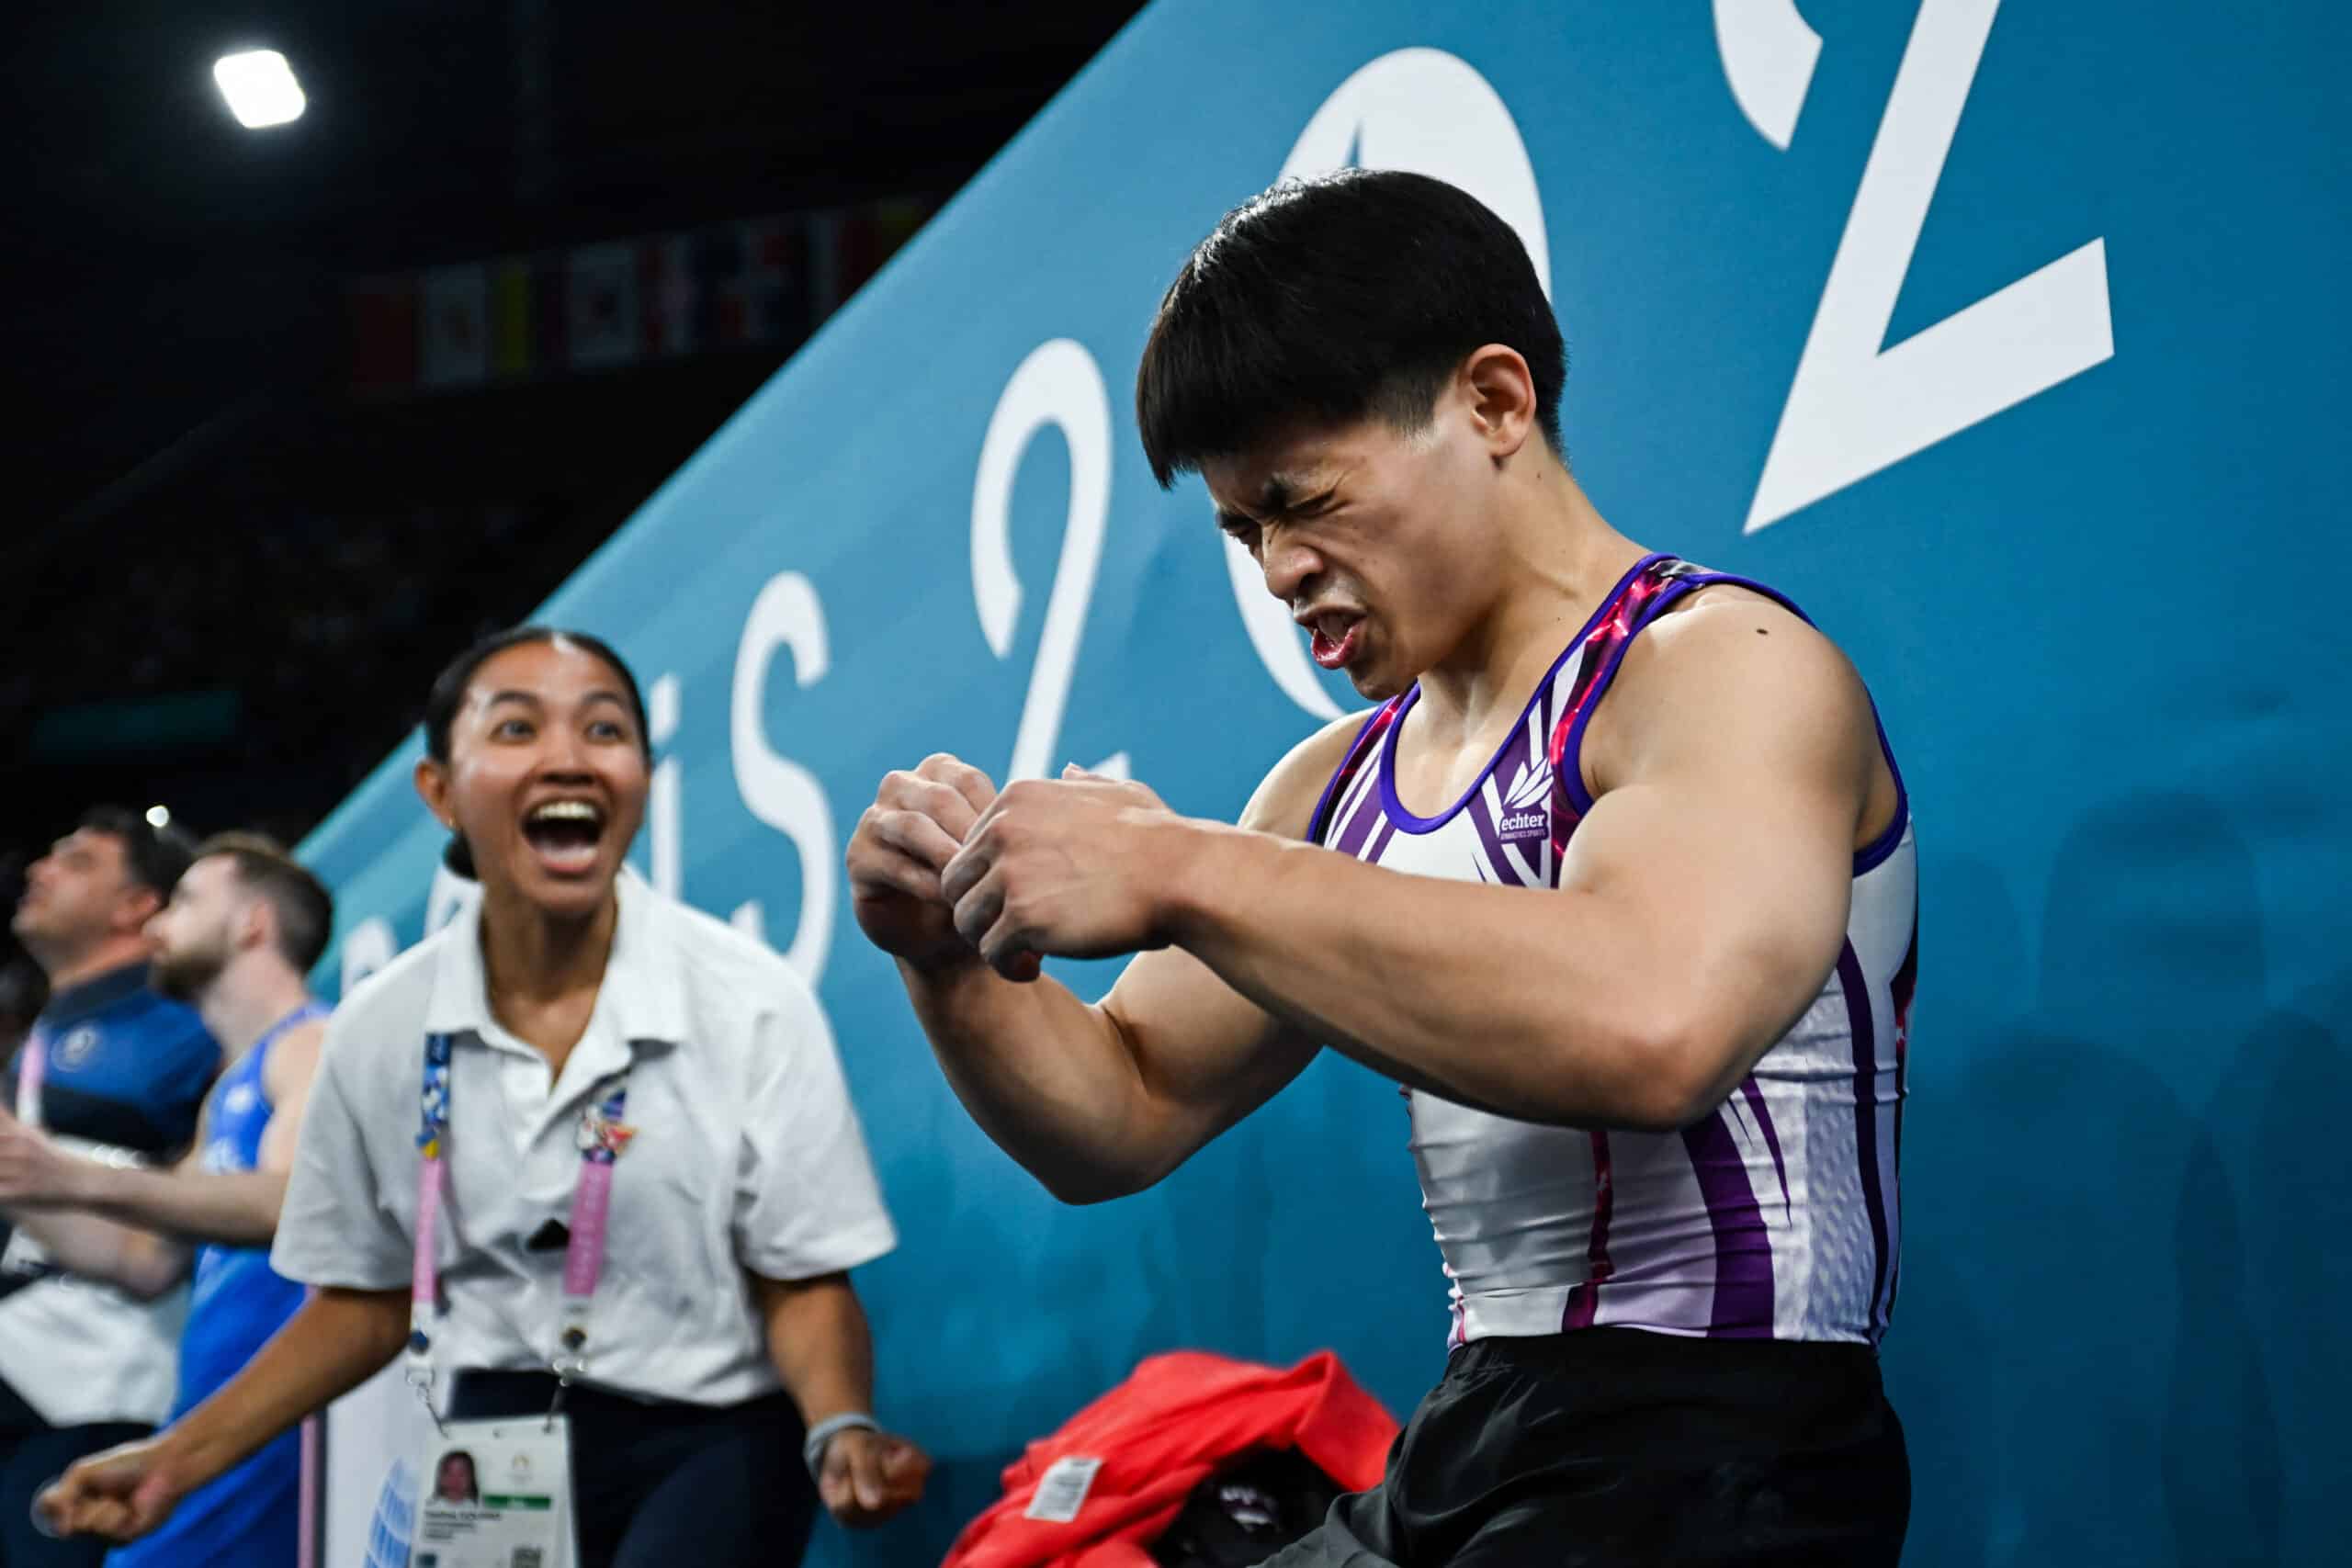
[520,798,606,876]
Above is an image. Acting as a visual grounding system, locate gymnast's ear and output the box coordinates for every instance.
[1456,343,1537,461]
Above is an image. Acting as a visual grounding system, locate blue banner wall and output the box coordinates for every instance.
[302,4,2349,1563]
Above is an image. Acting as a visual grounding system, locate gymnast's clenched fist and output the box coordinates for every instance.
[848,753,1036,979]
[849,756,1189,981]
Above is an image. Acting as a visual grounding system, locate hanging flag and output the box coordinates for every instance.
[808,209,844,321]
[418,264,490,387]
[757,216,812,346]
[533,251,568,371]
[348,276,417,391]
[567,242,639,369]
[347,208,886,386]
[639,234,697,358]
[710,217,810,348]
[821,196,934,316]
[692,223,743,345]
[490,258,533,378]
[714,220,763,344]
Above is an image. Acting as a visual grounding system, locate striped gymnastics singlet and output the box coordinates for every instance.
[1307,554,1917,1348]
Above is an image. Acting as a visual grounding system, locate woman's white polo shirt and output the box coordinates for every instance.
[272,869,896,1406]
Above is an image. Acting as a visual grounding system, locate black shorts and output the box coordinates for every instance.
[448,1370,818,1568]
[1261,1328,1908,1567]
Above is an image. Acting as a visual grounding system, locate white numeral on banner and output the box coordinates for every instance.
[1741,0,2113,532]
[646,672,683,900]
[1714,0,1823,152]
[424,862,477,936]
[730,570,837,984]
[972,339,1128,782]
[338,916,396,997]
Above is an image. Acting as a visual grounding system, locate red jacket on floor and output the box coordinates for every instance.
[941,1350,1400,1568]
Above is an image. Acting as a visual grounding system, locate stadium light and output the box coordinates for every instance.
[145,805,173,828]
[213,50,305,130]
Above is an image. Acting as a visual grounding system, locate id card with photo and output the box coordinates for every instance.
[409,1416,575,1568]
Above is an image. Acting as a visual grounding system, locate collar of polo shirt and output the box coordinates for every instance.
[421,866,692,1075]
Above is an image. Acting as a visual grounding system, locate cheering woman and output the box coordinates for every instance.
[40,626,927,1566]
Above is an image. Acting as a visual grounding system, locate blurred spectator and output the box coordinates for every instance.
[0,808,220,1568]
[0,853,48,1052]
[0,961,44,1064]
[0,832,331,1568]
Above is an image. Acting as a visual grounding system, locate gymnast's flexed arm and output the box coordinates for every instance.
[843,720,1357,1202]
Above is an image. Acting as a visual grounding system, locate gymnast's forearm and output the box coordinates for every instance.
[896,954,1162,1201]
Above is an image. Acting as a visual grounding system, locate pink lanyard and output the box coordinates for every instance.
[12,1032,43,1123]
[407,1031,633,1404]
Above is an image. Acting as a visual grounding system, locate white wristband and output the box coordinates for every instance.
[802,1412,879,1481]
[28,1479,63,1540]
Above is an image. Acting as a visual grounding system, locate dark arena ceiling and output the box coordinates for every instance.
[1,1,1147,863]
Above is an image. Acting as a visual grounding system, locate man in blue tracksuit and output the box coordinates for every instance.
[0,830,332,1567]
[0,808,220,1568]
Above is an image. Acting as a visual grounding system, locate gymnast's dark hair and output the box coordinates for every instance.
[1136,168,1566,488]
[423,626,651,879]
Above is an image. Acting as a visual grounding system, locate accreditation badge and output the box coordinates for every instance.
[410,1415,575,1568]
